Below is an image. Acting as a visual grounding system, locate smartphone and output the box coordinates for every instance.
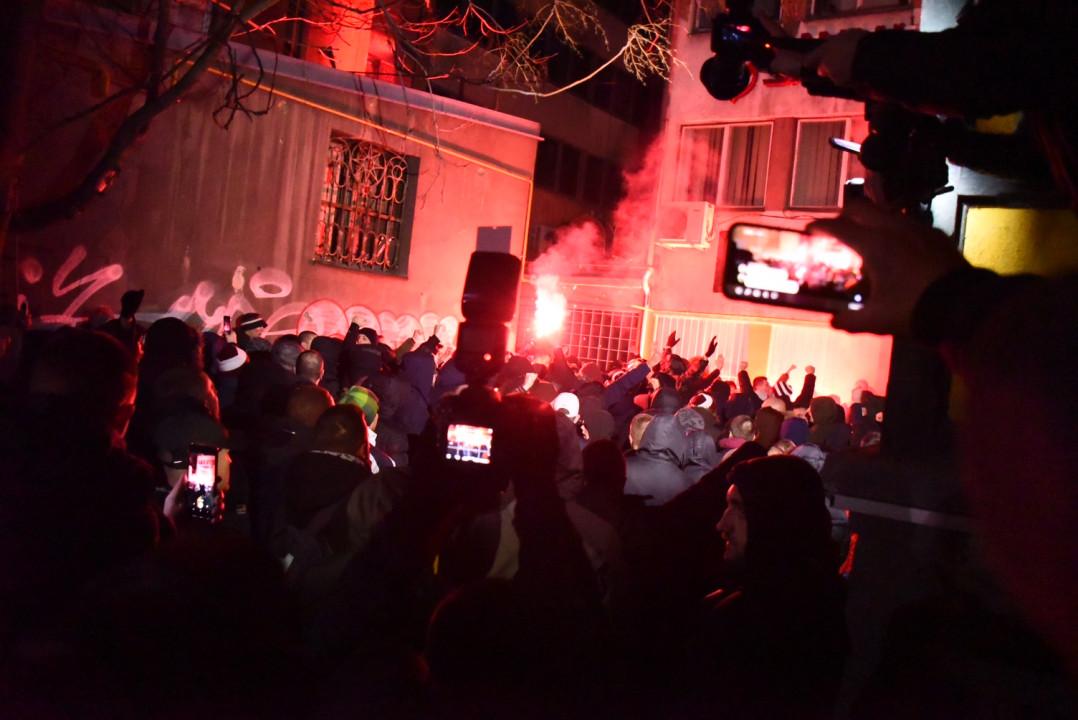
[186,444,220,521]
[222,315,232,334]
[721,223,867,313]
[445,423,494,465]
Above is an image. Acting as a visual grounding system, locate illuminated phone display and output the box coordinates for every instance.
[187,450,217,490]
[722,223,867,313]
[445,424,494,465]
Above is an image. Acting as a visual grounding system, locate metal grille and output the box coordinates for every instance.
[315,137,414,275]
[563,306,642,370]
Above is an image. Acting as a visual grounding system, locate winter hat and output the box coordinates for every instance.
[579,362,603,384]
[215,343,248,373]
[780,417,810,445]
[236,312,266,332]
[340,385,380,426]
[689,392,714,410]
[357,327,379,345]
[552,392,580,422]
[154,410,229,468]
[580,407,615,442]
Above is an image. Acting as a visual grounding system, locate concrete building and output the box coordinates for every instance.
[530,0,919,401]
[3,0,540,357]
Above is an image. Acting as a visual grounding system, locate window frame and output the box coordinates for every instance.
[809,0,910,19]
[718,121,774,209]
[313,133,420,278]
[787,117,851,210]
[674,121,774,209]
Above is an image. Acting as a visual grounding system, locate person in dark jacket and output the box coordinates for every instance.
[340,323,384,389]
[703,456,848,718]
[602,359,650,446]
[310,335,343,398]
[283,404,371,556]
[624,414,693,506]
[808,396,852,452]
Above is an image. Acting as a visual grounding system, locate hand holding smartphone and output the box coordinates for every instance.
[721,223,868,314]
[186,444,224,522]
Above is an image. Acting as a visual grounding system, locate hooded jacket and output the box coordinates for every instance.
[809,397,851,452]
[702,456,847,718]
[624,414,693,506]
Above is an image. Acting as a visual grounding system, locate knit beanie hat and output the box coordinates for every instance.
[236,312,266,332]
[216,343,248,374]
[340,385,380,426]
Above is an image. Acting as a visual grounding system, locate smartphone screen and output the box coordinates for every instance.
[222,315,232,334]
[187,444,219,519]
[722,223,867,313]
[445,424,494,465]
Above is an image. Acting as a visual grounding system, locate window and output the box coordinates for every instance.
[676,126,724,202]
[811,0,909,17]
[722,123,771,207]
[690,0,722,34]
[790,120,847,208]
[315,136,418,276]
[564,307,643,370]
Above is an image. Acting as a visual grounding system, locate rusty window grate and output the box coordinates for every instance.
[315,136,419,276]
[563,306,643,371]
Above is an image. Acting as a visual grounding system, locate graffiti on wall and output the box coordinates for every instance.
[15,246,460,356]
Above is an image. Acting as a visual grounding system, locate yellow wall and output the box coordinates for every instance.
[962,207,1078,276]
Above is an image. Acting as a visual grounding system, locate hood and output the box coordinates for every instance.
[649,387,682,415]
[638,414,688,464]
[754,407,784,448]
[684,430,720,470]
[729,455,835,585]
[810,397,842,426]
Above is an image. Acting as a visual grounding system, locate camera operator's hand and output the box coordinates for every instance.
[803,29,869,88]
[808,200,968,336]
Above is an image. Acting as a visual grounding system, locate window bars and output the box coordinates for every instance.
[563,306,643,370]
[315,136,417,275]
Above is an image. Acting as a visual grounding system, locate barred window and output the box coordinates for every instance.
[315,136,419,276]
[564,306,643,370]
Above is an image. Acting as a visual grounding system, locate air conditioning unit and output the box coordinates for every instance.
[656,201,716,249]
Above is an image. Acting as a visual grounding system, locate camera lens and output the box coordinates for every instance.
[701,56,753,101]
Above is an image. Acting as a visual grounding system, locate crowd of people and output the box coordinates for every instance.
[1,295,884,718]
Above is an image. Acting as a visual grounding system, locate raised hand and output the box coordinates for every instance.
[705,336,718,358]
[666,331,680,349]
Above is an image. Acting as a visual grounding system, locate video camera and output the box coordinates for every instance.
[701,0,951,214]
[436,251,522,491]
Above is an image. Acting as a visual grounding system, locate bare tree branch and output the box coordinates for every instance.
[13,0,281,231]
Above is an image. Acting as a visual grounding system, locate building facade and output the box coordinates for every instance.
[4,0,540,357]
